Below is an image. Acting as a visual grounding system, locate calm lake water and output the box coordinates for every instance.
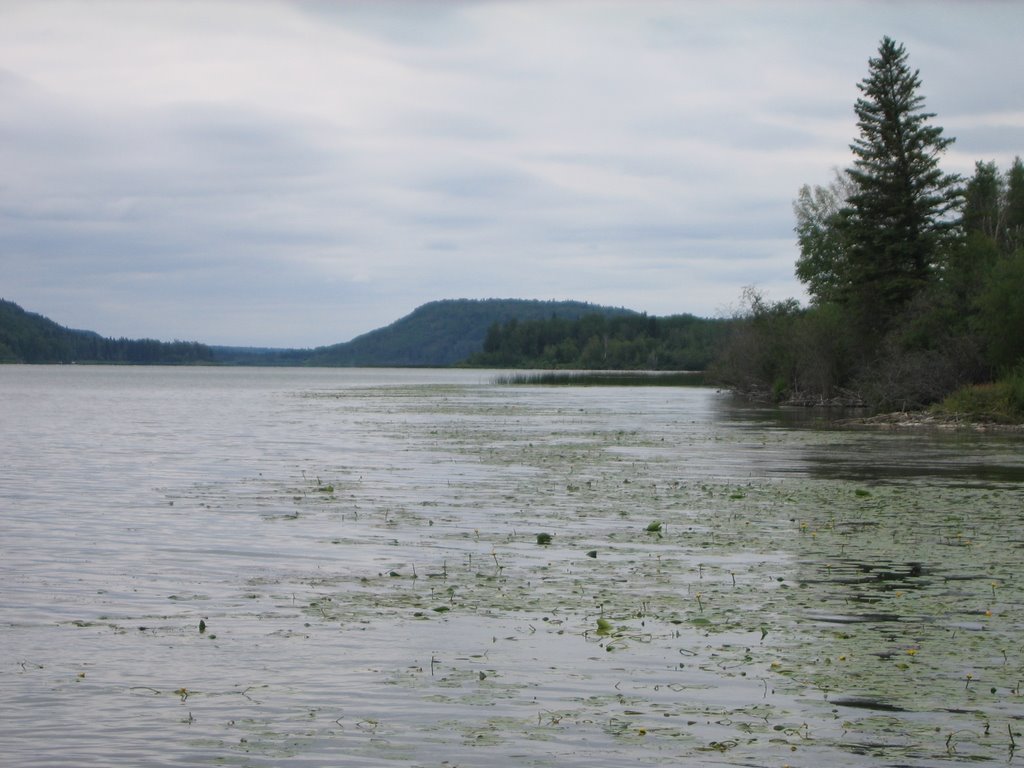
[2,366,1022,767]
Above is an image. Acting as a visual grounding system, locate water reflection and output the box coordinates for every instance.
[713,392,1024,487]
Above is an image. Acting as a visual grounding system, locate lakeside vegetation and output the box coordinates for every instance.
[714,38,1023,419]
[932,368,1024,424]
[464,312,731,370]
[492,370,707,386]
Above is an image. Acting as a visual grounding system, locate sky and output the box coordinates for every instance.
[2,1,1022,347]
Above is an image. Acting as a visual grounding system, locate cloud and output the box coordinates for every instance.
[1,1,1021,346]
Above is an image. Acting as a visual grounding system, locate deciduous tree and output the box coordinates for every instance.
[793,169,857,305]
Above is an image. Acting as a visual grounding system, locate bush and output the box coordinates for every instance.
[856,331,985,412]
[974,251,1024,370]
[710,288,803,399]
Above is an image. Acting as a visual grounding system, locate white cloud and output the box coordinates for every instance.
[1,0,1021,346]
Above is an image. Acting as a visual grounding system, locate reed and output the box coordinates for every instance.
[492,370,707,387]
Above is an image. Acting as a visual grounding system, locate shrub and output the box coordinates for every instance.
[933,366,1024,423]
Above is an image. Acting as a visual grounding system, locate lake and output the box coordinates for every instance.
[2,366,1022,766]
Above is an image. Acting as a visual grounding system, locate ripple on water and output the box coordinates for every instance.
[2,367,1023,766]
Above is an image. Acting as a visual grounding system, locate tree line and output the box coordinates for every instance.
[465,312,732,370]
[714,37,1024,413]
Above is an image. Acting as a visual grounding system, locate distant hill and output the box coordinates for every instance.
[3,296,723,370]
[0,299,214,364]
[304,298,638,366]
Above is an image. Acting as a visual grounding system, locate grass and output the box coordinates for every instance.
[932,367,1024,424]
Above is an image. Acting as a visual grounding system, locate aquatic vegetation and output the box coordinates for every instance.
[251,388,1020,764]
[7,374,1023,767]
[493,371,707,387]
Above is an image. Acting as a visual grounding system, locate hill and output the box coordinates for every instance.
[304,299,638,366]
[3,297,725,370]
[0,299,214,364]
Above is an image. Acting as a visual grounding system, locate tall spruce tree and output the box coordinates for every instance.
[842,37,961,337]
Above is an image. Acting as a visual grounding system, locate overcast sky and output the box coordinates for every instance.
[2,1,1021,347]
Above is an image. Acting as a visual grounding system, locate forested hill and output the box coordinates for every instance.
[2,297,726,369]
[0,299,214,364]
[305,298,637,366]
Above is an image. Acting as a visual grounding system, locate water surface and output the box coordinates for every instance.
[2,366,1022,766]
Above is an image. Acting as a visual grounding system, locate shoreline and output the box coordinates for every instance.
[839,410,1024,432]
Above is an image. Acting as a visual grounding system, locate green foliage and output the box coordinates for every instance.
[711,288,836,402]
[844,38,961,331]
[743,38,1022,415]
[466,311,731,370]
[788,301,856,399]
[795,38,961,341]
[793,170,856,306]
[962,160,1004,243]
[973,250,1024,371]
[942,231,1001,313]
[1004,157,1024,253]
[208,345,312,365]
[934,366,1024,423]
[0,299,214,365]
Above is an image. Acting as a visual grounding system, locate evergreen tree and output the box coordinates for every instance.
[842,37,961,336]
[1004,156,1024,253]
[961,161,1004,242]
